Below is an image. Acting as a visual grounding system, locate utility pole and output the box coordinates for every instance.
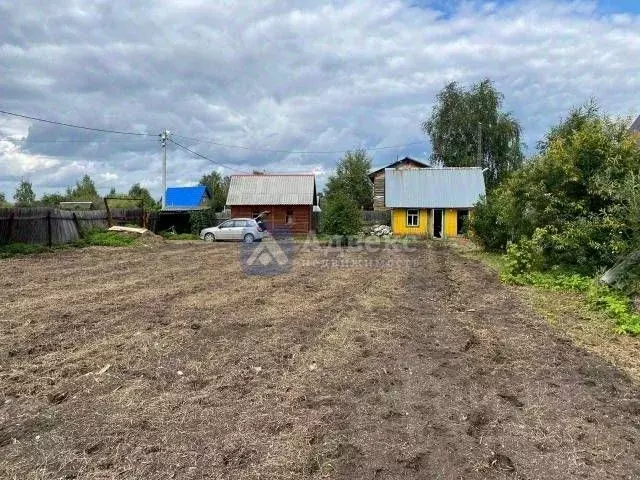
[477,122,482,167]
[160,130,170,210]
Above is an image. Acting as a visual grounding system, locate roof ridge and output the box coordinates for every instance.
[385,166,482,170]
[231,173,315,177]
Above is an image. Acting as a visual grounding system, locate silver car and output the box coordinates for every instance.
[199,218,265,243]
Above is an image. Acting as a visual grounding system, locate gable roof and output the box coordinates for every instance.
[165,186,211,210]
[368,157,430,180]
[385,167,485,208]
[226,174,317,206]
[630,115,640,134]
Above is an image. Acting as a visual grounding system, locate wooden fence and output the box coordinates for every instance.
[0,208,144,246]
[361,210,391,225]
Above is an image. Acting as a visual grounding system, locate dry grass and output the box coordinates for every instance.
[1,242,639,479]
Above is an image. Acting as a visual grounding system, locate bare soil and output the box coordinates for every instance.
[1,241,639,479]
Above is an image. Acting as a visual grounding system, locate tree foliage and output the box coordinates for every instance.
[40,193,67,207]
[65,174,100,203]
[199,171,230,212]
[471,103,640,276]
[325,149,373,210]
[423,79,523,188]
[0,192,9,207]
[189,208,217,235]
[320,192,362,236]
[14,180,36,206]
[128,183,160,210]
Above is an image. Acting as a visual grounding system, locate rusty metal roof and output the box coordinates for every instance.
[385,167,485,208]
[226,174,317,206]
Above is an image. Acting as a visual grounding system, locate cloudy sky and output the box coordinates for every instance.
[1,0,639,200]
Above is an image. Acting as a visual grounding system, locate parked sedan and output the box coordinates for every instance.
[199,218,265,243]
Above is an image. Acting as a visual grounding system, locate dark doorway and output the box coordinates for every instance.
[457,209,469,235]
[433,209,443,238]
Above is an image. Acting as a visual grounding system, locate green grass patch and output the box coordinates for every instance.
[503,270,640,335]
[78,230,137,247]
[1,230,147,259]
[160,232,199,240]
[0,243,53,258]
[464,247,640,335]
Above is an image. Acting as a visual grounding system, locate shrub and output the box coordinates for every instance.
[189,209,216,235]
[320,193,362,237]
[81,230,137,247]
[470,191,516,251]
[503,236,544,277]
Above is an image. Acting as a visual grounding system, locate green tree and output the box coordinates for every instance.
[40,192,67,207]
[14,180,36,206]
[325,149,373,210]
[66,174,100,203]
[321,192,362,237]
[128,183,160,210]
[0,192,9,207]
[422,79,523,188]
[199,171,230,211]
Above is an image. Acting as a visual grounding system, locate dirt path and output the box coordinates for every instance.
[1,242,639,479]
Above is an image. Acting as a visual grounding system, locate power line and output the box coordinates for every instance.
[168,138,250,174]
[0,109,158,137]
[0,109,426,155]
[2,137,156,143]
[172,133,427,155]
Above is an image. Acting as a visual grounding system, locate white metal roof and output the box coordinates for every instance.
[385,167,486,208]
[226,175,316,206]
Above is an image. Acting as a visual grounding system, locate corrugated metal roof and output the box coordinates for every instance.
[226,175,316,205]
[165,186,210,210]
[630,115,640,134]
[385,167,485,208]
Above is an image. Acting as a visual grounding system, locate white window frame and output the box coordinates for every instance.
[406,209,419,227]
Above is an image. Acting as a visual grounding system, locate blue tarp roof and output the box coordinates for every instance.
[165,186,210,210]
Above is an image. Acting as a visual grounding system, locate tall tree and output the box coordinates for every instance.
[422,79,523,188]
[14,180,36,206]
[0,192,8,207]
[325,149,373,210]
[66,174,100,202]
[129,183,160,210]
[199,171,230,212]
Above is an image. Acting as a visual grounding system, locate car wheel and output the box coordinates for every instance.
[204,233,215,242]
[243,233,255,243]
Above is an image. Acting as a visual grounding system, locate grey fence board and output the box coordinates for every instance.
[0,207,143,245]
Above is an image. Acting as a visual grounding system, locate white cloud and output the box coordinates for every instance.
[0,0,639,198]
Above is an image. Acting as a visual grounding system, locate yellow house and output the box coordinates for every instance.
[385,167,486,238]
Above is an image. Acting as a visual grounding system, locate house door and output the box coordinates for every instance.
[433,209,443,238]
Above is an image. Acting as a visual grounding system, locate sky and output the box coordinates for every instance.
[0,0,639,200]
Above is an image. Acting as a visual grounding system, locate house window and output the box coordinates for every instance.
[406,209,419,227]
[457,209,469,235]
[286,207,294,225]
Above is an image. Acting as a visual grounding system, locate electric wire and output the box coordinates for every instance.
[0,109,157,137]
[171,133,427,154]
[168,137,250,174]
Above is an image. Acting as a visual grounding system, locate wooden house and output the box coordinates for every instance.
[226,174,317,234]
[385,167,485,238]
[368,157,430,210]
